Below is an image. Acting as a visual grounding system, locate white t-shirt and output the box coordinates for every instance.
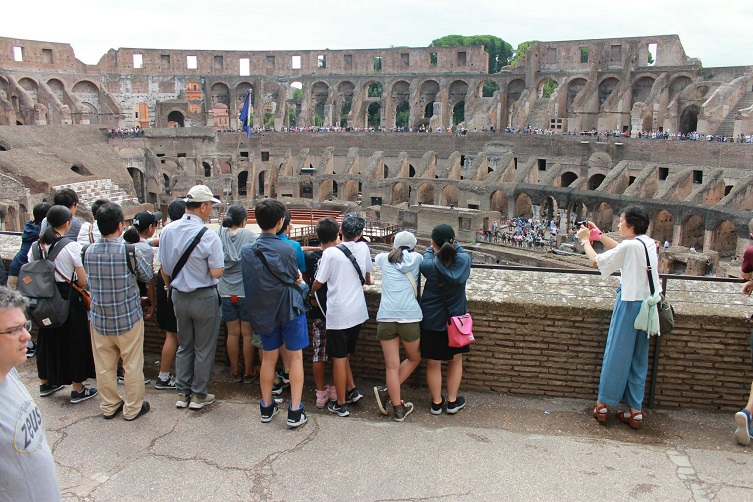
[315,241,373,330]
[27,240,84,283]
[595,234,661,301]
[77,221,101,245]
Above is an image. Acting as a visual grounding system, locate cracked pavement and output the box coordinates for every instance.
[15,362,753,502]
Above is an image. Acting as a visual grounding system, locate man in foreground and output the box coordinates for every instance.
[0,286,61,500]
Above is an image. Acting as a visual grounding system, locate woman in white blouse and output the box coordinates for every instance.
[29,205,97,403]
[577,205,660,429]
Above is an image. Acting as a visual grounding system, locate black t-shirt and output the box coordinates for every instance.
[304,249,327,320]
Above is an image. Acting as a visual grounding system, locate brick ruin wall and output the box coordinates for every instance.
[2,34,753,136]
[137,289,752,412]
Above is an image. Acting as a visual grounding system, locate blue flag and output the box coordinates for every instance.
[239,89,251,138]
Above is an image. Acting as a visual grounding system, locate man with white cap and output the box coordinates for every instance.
[157,185,224,410]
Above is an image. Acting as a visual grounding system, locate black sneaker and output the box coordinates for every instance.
[430,397,445,415]
[103,401,124,420]
[260,400,279,423]
[271,378,286,396]
[125,401,150,421]
[70,386,98,404]
[373,386,390,416]
[276,369,290,385]
[446,396,466,414]
[393,401,414,422]
[154,374,176,390]
[345,387,363,404]
[39,383,64,397]
[287,405,308,428]
[327,401,350,417]
[26,341,36,359]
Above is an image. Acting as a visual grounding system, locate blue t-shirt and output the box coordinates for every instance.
[279,234,307,273]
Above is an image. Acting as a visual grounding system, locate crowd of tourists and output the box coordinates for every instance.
[478,217,558,251]
[2,188,753,499]
[106,127,145,138]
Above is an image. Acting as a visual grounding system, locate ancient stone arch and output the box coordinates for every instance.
[541,196,558,221]
[597,77,620,106]
[712,219,737,257]
[631,76,655,107]
[680,214,705,249]
[651,209,675,244]
[515,192,533,218]
[560,171,578,187]
[343,179,359,202]
[440,185,459,207]
[588,173,606,190]
[592,202,614,232]
[210,82,230,106]
[490,190,508,215]
[392,182,410,204]
[566,78,587,113]
[668,75,692,103]
[417,183,435,204]
[679,105,700,134]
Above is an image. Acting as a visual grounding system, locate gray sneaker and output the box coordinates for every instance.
[373,386,390,416]
[176,393,191,408]
[188,393,215,410]
[393,401,414,422]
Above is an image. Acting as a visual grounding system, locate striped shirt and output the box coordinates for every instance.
[84,238,153,335]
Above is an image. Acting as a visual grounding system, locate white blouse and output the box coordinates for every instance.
[595,234,661,301]
[27,241,83,283]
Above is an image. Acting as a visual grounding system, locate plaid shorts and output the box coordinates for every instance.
[312,319,327,363]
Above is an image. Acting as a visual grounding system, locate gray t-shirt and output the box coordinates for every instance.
[0,369,61,501]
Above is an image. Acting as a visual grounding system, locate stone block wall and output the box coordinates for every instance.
[140,289,752,412]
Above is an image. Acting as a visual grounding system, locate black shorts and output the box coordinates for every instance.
[326,324,362,359]
[420,328,470,361]
[155,272,177,333]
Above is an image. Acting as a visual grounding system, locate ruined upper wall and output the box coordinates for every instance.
[522,35,699,73]
[99,46,489,76]
[0,37,87,73]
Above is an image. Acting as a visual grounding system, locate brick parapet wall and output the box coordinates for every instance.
[140,288,752,412]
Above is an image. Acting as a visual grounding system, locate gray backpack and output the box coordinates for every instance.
[17,238,72,328]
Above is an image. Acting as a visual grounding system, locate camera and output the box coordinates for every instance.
[575,220,588,229]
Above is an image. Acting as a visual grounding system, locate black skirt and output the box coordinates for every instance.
[420,328,471,361]
[155,270,178,333]
[36,282,96,385]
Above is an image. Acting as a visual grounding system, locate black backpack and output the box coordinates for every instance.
[17,238,73,329]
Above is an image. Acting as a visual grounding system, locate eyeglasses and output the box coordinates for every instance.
[0,320,31,337]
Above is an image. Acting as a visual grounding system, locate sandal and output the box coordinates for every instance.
[616,410,643,429]
[592,404,608,423]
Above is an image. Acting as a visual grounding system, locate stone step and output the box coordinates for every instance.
[715,90,753,137]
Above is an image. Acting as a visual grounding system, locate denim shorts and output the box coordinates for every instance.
[220,296,251,323]
[260,314,309,352]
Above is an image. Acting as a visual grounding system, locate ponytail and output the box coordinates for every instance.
[437,242,457,268]
[222,217,234,228]
[387,246,409,264]
[39,225,59,246]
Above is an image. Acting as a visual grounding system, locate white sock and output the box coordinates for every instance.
[159,372,170,379]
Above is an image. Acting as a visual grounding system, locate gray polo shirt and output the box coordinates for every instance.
[0,369,61,501]
[156,213,223,293]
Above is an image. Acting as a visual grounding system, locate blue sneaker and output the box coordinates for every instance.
[734,409,751,446]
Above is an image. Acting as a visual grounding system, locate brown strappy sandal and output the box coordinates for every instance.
[616,409,643,429]
[592,403,608,423]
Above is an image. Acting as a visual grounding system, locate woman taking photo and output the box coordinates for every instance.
[30,205,97,403]
[217,204,259,383]
[373,231,423,421]
[419,224,471,415]
[576,205,660,429]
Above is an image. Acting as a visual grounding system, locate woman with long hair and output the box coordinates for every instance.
[30,205,97,403]
[419,224,471,415]
[217,204,259,382]
[373,231,423,421]
[577,205,660,429]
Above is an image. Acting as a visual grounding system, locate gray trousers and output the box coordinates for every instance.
[172,287,221,398]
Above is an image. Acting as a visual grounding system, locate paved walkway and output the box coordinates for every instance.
[19,362,753,502]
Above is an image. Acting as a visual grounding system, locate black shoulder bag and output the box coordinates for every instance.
[252,245,311,314]
[165,227,208,296]
[638,239,674,335]
[335,243,365,285]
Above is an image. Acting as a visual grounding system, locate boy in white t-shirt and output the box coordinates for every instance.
[311,213,373,417]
